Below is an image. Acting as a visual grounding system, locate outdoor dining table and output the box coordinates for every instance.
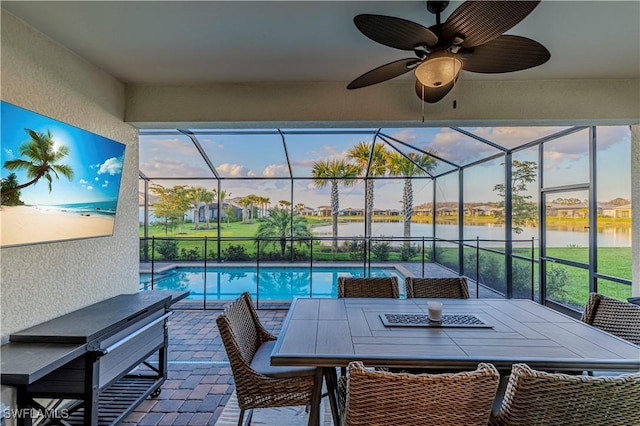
[270,297,640,425]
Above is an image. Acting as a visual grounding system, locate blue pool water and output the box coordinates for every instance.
[140,266,405,300]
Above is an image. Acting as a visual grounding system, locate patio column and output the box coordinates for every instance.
[631,125,640,297]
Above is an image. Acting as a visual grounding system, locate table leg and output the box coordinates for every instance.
[308,368,323,426]
[323,367,340,426]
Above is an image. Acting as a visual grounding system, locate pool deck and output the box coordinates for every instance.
[140,261,425,276]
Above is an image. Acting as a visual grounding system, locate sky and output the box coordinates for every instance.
[138,125,631,210]
[1,102,126,206]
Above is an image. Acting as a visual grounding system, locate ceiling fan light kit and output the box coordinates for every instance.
[347,0,550,104]
[414,51,462,88]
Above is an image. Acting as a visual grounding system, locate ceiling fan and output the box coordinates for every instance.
[347,1,550,103]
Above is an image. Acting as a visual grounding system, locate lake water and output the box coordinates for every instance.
[312,222,631,248]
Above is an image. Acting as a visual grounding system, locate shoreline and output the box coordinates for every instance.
[1,205,115,247]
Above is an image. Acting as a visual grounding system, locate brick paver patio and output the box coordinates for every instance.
[122,306,289,426]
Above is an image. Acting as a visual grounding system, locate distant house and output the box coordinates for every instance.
[316,206,332,217]
[599,204,617,217]
[436,207,454,216]
[297,205,314,216]
[198,202,242,221]
[546,203,589,218]
[614,204,632,218]
[414,206,432,216]
[341,207,364,216]
[471,205,497,216]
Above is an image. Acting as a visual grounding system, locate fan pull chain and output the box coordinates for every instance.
[452,56,457,110]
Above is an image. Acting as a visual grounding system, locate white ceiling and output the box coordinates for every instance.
[3,1,639,86]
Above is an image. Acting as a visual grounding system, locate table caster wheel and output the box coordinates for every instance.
[150,387,162,398]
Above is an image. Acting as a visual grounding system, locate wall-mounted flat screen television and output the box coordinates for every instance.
[1,101,126,248]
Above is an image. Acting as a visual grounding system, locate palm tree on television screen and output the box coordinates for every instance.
[3,129,74,195]
[312,159,358,251]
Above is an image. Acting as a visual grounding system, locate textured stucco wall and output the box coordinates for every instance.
[0,11,139,337]
[632,125,640,297]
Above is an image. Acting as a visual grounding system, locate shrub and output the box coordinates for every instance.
[546,266,569,302]
[512,261,534,298]
[344,239,365,261]
[179,247,201,261]
[222,244,250,261]
[400,244,419,261]
[155,239,178,260]
[371,240,391,261]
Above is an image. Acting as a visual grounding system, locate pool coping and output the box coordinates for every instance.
[139,261,417,279]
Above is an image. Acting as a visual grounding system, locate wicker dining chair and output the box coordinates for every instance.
[580,292,640,345]
[490,363,640,426]
[405,276,470,298]
[337,276,399,298]
[216,292,321,426]
[340,361,500,426]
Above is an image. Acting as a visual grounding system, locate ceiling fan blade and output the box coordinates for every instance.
[462,35,550,73]
[443,1,541,48]
[354,14,438,50]
[415,79,455,103]
[348,58,420,89]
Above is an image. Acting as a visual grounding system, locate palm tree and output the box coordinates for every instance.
[386,151,437,240]
[311,159,359,251]
[217,189,232,223]
[3,129,74,195]
[201,189,215,229]
[238,195,256,223]
[186,186,208,230]
[347,141,387,237]
[256,195,270,218]
[255,207,312,257]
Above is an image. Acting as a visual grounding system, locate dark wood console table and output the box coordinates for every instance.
[1,290,188,426]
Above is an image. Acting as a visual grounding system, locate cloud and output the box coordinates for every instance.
[262,164,289,177]
[98,157,123,175]
[95,177,99,181]
[408,129,495,164]
[102,180,109,188]
[79,179,88,185]
[216,163,255,177]
[86,186,93,190]
[140,157,212,178]
[595,126,631,151]
[3,148,13,157]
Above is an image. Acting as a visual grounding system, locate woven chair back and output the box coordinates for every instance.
[337,276,399,298]
[405,277,470,298]
[490,363,640,426]
[581,292,640,345]
[343,361,499,426]
[216,292,316,414]
[216,292,262,366]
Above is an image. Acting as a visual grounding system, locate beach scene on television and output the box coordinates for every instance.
[1,102,126,247]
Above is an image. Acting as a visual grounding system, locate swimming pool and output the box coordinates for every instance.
[140,266,406,300]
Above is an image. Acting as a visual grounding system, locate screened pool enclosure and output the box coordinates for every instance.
[139,126,633,313]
